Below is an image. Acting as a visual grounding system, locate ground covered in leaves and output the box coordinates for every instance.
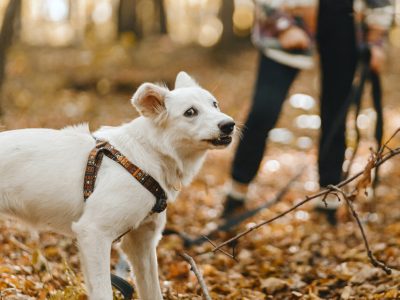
[0,38,400,299]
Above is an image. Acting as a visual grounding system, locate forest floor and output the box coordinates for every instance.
[0,37,400,299]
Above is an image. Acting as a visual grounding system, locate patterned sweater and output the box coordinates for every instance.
[252,0,394,69]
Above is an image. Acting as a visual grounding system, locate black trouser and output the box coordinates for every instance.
[231,56,298,183]
[231,0,357,187]
[317,0,357,186]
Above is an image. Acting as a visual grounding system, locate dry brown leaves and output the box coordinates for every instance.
[1,40,400,299]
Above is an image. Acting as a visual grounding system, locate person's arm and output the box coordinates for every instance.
[255,0,296,35]
[278,26,310,49]
[364,0,394,44]
[363,0,394,72]
[254,0,312,50]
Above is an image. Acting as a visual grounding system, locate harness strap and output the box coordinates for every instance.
[83,140,167,213]
[111,274,134,300]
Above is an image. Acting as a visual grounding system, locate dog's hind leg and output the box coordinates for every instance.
[120,213,166,300]
[72,220,114,300]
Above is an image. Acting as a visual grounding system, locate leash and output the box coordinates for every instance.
[111,274,134,299]
[320,45,383,185]
[163,168,304,247]
[370,69,383,188]
[345,45,383,186]
[83,138,169,300]
[339,45,371,180]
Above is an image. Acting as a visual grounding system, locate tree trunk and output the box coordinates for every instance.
[219,0,235,47]
[156,0,167,34]
[0,0,21,113]
[118,0,142,39]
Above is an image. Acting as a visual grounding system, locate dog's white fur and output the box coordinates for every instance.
[0,72,235,300]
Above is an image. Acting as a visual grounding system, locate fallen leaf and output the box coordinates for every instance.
[260,277,288,294]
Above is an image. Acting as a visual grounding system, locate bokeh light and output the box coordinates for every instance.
[198,16,223,47]
[268,128,294,144]
[43,0,69,22]
[262,160,281,173]
[295,114,321,130]
[233,0,254,36]
[297,136,313,149]
[92,1,113,24]
[295,210,310,221]
[304,181,319,192]
[289,93,316,111]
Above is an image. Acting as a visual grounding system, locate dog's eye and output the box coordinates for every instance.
[213,101,219,108]
[184,107,198,117]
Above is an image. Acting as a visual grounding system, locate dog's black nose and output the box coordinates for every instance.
[218,120,235,135]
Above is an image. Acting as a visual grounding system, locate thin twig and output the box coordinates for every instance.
[345,197,392,274]
[202,235,237,261]
[327,185,392,274]
[203,143,400,258]
[198,193,323,256]
[180,253,212,300]
[378,128,400,156]
[383,145,394,153]
[8,236,32,253]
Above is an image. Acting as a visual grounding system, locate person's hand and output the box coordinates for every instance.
[370,45,386,73]
[278,26,310,50]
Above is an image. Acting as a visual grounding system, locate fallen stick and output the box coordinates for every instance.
[180,253,212,300]
[163,168,303,248]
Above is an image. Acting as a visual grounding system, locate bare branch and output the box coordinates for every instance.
[378,128,400,156]
[345,193,392,274]
[202,235,237,261]
[180,253,212,300]
[199,192,323,256]
[327,185,392,274]
[201,129,400,265]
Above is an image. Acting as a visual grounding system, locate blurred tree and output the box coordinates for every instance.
[155,0,167,34]
[219,0,235,46]
[118,0,167,40]
[0,0,21,114]
[118,0,142,39]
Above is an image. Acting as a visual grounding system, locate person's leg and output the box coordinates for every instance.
[223,54,298,216]
[316,0,357,223]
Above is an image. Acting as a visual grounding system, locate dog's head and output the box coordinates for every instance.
[131,72,235,150]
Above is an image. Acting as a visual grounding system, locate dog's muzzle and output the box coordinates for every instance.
[205,120,235,146]
[218,120,235,135]
[207,135,233,146]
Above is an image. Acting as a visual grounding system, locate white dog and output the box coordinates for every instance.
[0,72,235,300]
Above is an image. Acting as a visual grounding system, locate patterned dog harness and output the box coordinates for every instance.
[83,139,168,213]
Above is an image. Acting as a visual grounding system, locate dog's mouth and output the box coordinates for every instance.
[205,135,232,146]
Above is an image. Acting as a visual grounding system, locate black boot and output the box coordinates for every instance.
[314,206,338,226]
[221,194,245,219]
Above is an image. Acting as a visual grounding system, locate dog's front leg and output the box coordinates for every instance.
[72,220,114,300]
[120,214,165,300]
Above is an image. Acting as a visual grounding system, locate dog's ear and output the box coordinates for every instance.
[131,83,168,118]
[175,71,198,89]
